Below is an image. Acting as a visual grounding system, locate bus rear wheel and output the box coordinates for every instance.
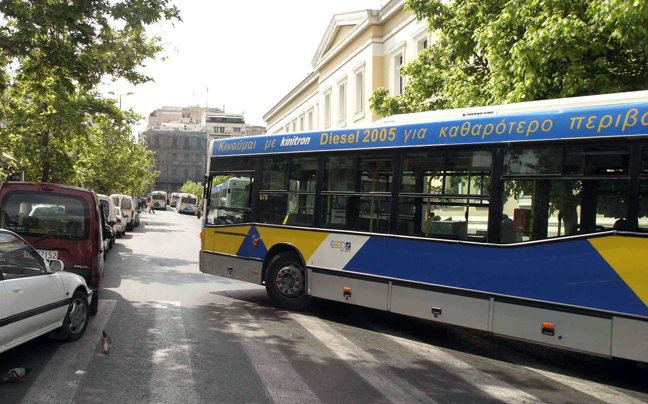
[265,251,310,311]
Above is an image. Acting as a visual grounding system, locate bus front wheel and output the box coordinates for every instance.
[265,251,310,311]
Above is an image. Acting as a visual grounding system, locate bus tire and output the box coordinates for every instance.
[265,251,310,311]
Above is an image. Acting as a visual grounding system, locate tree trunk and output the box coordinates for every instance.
[41,131,50,183]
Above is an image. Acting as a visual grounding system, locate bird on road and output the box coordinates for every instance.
[102,330,112,354]
[0,367,32,384]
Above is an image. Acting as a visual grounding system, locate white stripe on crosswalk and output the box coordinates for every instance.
[145,301,199,404]
[381,332,546,404]
[524,366,647,404]
[293,314,436,404]
[230,309,322,404]
[21,299,117,404]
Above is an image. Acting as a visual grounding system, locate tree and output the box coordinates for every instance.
[0,0,178,185]
[180,180,204,198]
[370,0,648,117]
[0,0,180,94]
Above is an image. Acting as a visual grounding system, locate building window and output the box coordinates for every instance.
[172,153,177,161]
[323,89,331,129]
[337,77,347,126]
[172,137,178,146]
[154,137,159,146]
[391,44,406,96]
[353,63,365,118]
[284,124,290,133]
[307,108,314,131]
[416,35,429,53]
[233,127,241,133]
[214,127,225,134]
[172,168,177,177]
[299,114,305,131]
[185,138,190,146]
[314,103,319,130]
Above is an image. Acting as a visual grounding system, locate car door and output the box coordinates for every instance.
[0,273,7,348]
[0,232,66,348]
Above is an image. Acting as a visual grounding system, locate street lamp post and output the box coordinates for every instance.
[108,91,134,109]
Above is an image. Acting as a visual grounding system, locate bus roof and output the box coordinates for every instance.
[211,91,648,158]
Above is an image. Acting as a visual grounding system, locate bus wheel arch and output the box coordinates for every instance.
[263,245,310,311]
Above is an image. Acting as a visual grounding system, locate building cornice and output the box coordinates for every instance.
[263,72,320,121]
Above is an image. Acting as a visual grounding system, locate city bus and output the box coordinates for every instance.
[151,191,167,210]
[176,192,199,215]
[170,192,180,208]
[200,91,648,364]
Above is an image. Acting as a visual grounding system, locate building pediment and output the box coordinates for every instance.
[311,10,376,68]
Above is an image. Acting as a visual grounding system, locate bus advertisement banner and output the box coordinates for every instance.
[213,102,648,156]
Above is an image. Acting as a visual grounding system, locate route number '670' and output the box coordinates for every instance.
[259,194,269,201]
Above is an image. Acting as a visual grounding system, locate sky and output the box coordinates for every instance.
[98,0,384,137]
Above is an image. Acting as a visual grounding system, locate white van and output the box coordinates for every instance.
[110,194,135,231]
[98,194,116,247]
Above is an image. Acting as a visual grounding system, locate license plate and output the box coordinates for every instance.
[36,249,58,260]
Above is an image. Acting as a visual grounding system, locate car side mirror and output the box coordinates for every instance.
[49,259,64,272]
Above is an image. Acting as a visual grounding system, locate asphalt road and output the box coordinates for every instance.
[1,209,647,404]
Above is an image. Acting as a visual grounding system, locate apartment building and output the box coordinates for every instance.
[263,0,430,133]
[144,106,265,192]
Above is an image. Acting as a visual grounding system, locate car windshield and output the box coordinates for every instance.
[181,197,197,204]
[1,191,90,241]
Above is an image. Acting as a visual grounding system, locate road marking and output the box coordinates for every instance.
[229,308,321,404]
[293,314,436,404]
[146,301,199,404]
[523,366,647,404]
[381,331,546,404]
[21,299,117,404]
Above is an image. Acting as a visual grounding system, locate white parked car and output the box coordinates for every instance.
[0,229,93,354]
[114,207,126,237]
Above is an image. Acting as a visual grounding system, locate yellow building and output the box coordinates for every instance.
[263,0,430,133]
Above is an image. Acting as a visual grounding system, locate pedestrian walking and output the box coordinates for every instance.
[148,200,156,214]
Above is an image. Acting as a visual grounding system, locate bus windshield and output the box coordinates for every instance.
[152,193,165,200]
[181,197,197,204]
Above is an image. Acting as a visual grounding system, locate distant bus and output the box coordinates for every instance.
[176,193,198,215]
[170,192,180,207]
[199,91,648,364]
[151,191,167,210]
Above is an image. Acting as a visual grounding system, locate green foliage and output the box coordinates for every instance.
[180,180,204,199]
[371,0,648,117]
[0,0,180,93]
[0,0,179,191]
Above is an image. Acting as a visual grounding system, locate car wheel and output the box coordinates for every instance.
[64,291,89,341]
[265,251,310,311]
[89,290,99,316]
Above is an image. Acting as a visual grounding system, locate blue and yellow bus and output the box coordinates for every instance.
[151,191,167,210]
[200,91,648,363]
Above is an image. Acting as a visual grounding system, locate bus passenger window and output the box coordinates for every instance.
[500,179,627,243]
[398,150,491,241]
[639,181,648,231]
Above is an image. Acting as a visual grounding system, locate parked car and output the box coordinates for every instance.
[0,228,93,353]
[110,194,135,232]
[97,194,116,248]
[114,207,126,237]
[0,182,106,315]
